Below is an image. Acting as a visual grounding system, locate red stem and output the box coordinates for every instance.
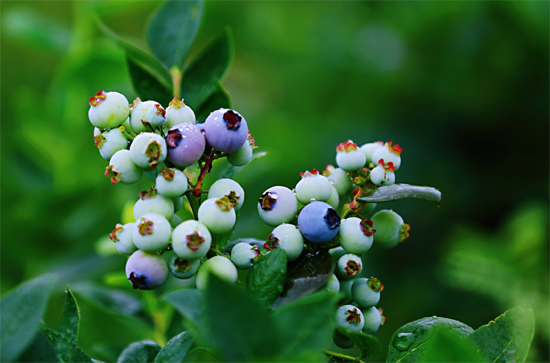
[193,149,215,197]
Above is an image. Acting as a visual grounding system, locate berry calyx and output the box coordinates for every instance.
[386,142,402,156]
[367,277,384,292]
[224,190,240,207]
[360,219,376,236]
[173,258,191,272]
[399,224,411,242]
[128,272,147,290]
[325,208,342,229]
[215,196,234,211]
[166,129,182,148]
[186,231,205,252]
[154,104,166,117]
[337,140,359,153]
[223,110,242,130]
[169,98,185,109]
[300,169,320,177]
[139,187,158,200]
[138,219,154,236]
[130,97,141,112]
[264,234,280,251]
[89,90,107,106]
[378,159,397,172]
[345,260,361,276]
[259,191,277,210]
[145,141,161,167]
[247,131,258,149]
[159,168,175,181]
[379,308,386,325]
[105,165,120,184]
[110,224,124,242]
[322,165,335,176]
[346,308,362,324]
[94,134,106,149]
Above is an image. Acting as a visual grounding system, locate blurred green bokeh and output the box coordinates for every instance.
[1,1,548,361]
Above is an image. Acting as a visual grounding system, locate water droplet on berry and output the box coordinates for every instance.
[432,315,437,319]
[310,198,316,202]
[394,332,414,351]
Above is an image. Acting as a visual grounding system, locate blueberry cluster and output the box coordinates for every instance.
[89,90,257,290]
[238,139,412,346]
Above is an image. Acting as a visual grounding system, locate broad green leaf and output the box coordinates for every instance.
[247,351,326,363]
[271,250,335,310]
[58,286,79,344]
[117,340,161,363]
[126,55,173,105]
[0,274,55,362]
[358,184,442,204]
[146,0,203,69]
[182,28,234,108]
[347,331,382,359]
[153,332,193,363]
[420,328,485,363]
[218,152,268,180]
[273,292,338,357]
[40,325,92,363]
[95,17,172,90]
[386,316,474,363]
[246,249,287,307]
[468,307,535,363]
[17,330,59,363]
[163,288,202,325]
[205,275,284,361]
[223,238,265,253]
[195,80,232,122]
[70,282,142,316]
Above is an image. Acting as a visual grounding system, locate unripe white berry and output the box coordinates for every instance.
[88,91,129,129]
[165,98,196,127]
[106,149,143,185]
[295,169,332,205]
[129,132,167,169]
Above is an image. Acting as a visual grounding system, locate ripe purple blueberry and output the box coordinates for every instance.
[125,250,169,290]
[165,123,206,168]
[297,201,341,243]
[204,109,249,153]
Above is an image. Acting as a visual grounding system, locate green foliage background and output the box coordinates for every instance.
[1,1,548,361]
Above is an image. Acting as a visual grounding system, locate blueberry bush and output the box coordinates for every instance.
[1,1,541,362]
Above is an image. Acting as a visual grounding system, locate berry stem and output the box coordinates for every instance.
[193,149,215,198]
[185,190,201,221]
[120,127,135,141]
[323,349,364,363]
[171,67,182,99]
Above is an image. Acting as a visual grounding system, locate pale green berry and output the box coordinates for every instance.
[337,217,375,254]
[351,277,383,309]
[166,98,195,127]
[362,307,384,334]
[335,305,364,334]
[324,166,353,196]
[371,210,410,248]
[265,223,304,262]
[336,140,367,172]
[326,186,340,209]
[195,256,238,290]
[228,132,255,166]
[231,242,260,269]
[122,117,134,134]
[129,132,167,169]
[132,213,171,253]
[168,252,201,279]
[360,142,384,164]
[339,278,356,304]
[110,223,137,255]
[295,169,332,204]
[336,254,363,281]
[208,179,245,210]
[371,142,402,170]
[171,196,183,213]
[155,168,188,198]
[94,127,128,160]
[133,187,174,220]
[329,246,347,262]
[106,149,143,185]
[130,99,158,133]
[145,104,166,126]
[370,163,395,186]
[88,90,129,129]
[322,274,340,293]
[172,220,212,260]
[169,214,183,229]
[198,197,236,234]
[333,330,354,349]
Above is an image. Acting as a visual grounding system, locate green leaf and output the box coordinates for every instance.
[420,328,485,363]
[126,55,173,105]
[70,282,142,316]
[163,288,202,326]
[218,152,268,180]
[94,17,172,100]
[146,0,203,69]
[195,80,232,122]
[117,340,161,363]
[271,250,335,309]
[273,292,338,357]
[153,332,194,363]
[347,331,382,359]
[468,307,535,363]
[58,286,79,344]
[40,325,92,363]
[386,316,474,363]
[205,275,284,361]
[0,274,56,362]
[358,184,442,204]
[246,249,287,307]
[17,330,59,363]
[182,28,234,108]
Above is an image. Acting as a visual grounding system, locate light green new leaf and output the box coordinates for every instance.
[420,328,485,363]
[182,28,234,108]
[153,332,194,363]
[246,249,287,307]
[147,0,203,69]
[468,306,535,363]
[117,340,161,363]
[0,274,55,362]
[58,286,80,344]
